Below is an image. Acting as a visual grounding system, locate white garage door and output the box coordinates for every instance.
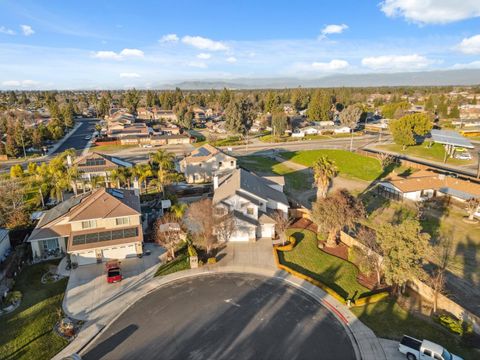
[75,250,97,266]
[102,244,136,260]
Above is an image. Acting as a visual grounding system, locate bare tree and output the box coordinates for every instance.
[214,211,236,243]
[153,213,184,260]
[0,179,27,228]
[271,210,292,245]
[357,226,383,286]
[465,197,480,221]
[187,199,217,255]
[376,152,396,170]
[428,236,452,313]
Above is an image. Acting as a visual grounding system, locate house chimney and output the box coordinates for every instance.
[213,174,219,190]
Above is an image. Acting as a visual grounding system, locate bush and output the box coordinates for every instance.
[207,257,216,264]
[438,315,464,336]
[275,236,297,251]
[5,290,22,305]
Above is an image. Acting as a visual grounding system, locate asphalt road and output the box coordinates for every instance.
[82,274,356,360]
[53,118,98,155]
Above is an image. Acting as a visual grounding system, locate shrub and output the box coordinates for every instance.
[207,257,216,264]
[438,314,464,336]
[353,291,389,307]
[5,290,22,305]
[275,236,297,251]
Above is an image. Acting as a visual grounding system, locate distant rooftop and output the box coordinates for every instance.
[430,129,474,148]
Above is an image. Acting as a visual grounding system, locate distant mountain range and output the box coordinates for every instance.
[160,69,480,90]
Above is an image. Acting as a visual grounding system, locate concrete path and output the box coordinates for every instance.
[54,241,386,360]
[380,339,403,360]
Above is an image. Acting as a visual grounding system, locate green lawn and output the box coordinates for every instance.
[0,262,68,360]
[280,150,383,181]
[376,143,473,166]
[155,254,190,277]
[351,299,478,359]
[238,156,310,191]
[278,229,369,300]
[90,144,136,152]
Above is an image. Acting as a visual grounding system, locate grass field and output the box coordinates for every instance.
[280,149,383,181]
[0,262,68,360]
[278,229,370,300]
[351,299,478,359]
[376,143,473,166]
[237,156,310,191]
[89,144,136,152]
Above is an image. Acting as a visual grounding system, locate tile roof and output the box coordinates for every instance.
[384,170,480,199]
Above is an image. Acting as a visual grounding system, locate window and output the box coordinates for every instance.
[230,161,234,166]
[215,207,226,216]
[433,354,442,360]
[247,208,254,215]
[72,227,138,245]
[423,350,432,357]
[218,161,223,168]
[116,217,130,226]
[81,220,97,229]
[85,158,106,166]
[41,238,59,251]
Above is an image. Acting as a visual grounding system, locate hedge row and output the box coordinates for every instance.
[274,236,297,252]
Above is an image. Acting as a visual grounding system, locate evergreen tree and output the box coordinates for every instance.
[307,90,331,121]
[225,97,255,134]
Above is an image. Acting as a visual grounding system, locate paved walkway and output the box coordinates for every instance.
[54,240,387,360]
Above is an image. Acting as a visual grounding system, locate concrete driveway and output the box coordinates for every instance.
[64,243,165,320]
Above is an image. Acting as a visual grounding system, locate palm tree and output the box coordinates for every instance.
[133,164,153,194]
[66,165,80,195]
[312,156,337,199]
[150,149,179,196]
[90,175,105,189]
[170,203,187,220]
[110,167,132,188]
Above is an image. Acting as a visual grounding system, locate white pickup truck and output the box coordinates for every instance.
[398,335,463,360]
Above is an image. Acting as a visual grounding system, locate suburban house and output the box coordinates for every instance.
[107,123,151,139]
[378,170,480,211]
[27,188,143,265]
[460,104,480,120]
[153,109,177,122]
[179,144,237,183]
[213,168,289,242]
[0,228,10,262]
[72,152,133,187]
[292,125,351,138]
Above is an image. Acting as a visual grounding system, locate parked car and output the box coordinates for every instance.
[454,149,472,160]
[398,335,463,360]
[105,260,122,283]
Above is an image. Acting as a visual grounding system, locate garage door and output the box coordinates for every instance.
[102,244,136,260]
[75,250,97,266]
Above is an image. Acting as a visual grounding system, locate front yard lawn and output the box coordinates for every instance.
[351,299,478,359]
[376,143,473,166]
[0,261,68,360]
[280,150,382,181]
[278,229,370,300]
[89,144,136,152]
[155,253,190,277]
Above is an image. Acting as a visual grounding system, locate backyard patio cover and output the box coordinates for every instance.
[430,129,474,149]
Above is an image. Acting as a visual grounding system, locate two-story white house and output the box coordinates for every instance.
[179,144,237,183]
[212,168,289,242]
[27,188,143,265]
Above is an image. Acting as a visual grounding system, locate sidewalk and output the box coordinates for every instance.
[53,242,387,360]
[47,122,83,155]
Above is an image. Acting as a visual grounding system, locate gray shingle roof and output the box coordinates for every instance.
[37,192,90,228]
[213,168,288,206]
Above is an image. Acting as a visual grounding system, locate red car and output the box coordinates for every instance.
[106,260,122,283]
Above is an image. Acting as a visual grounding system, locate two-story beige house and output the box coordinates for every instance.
[179,144,237,183]
[28,188,143,265]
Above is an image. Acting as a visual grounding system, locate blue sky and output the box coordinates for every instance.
[0,0,480,89]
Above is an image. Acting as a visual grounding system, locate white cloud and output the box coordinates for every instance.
[380,0,480,24]
[186,61,208,68]
[0,26,15,35]
[320,24,348,38]
[119,48,144,57]
[120,72,141,78]
[20,25,35,36]
[2,79,39,87]
[457,34,480,54]
[182,35,228,51]
[159,33,179,43]
[311,59,349,71]
[452,60,480,69]
[226,56,237,63]
[92,48,144,60]
[197,53,211,59]
[361,54,433,70]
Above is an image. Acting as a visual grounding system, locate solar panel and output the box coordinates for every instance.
[193,147,211,157]
[430,130,474,148]
[107,188,125,199]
